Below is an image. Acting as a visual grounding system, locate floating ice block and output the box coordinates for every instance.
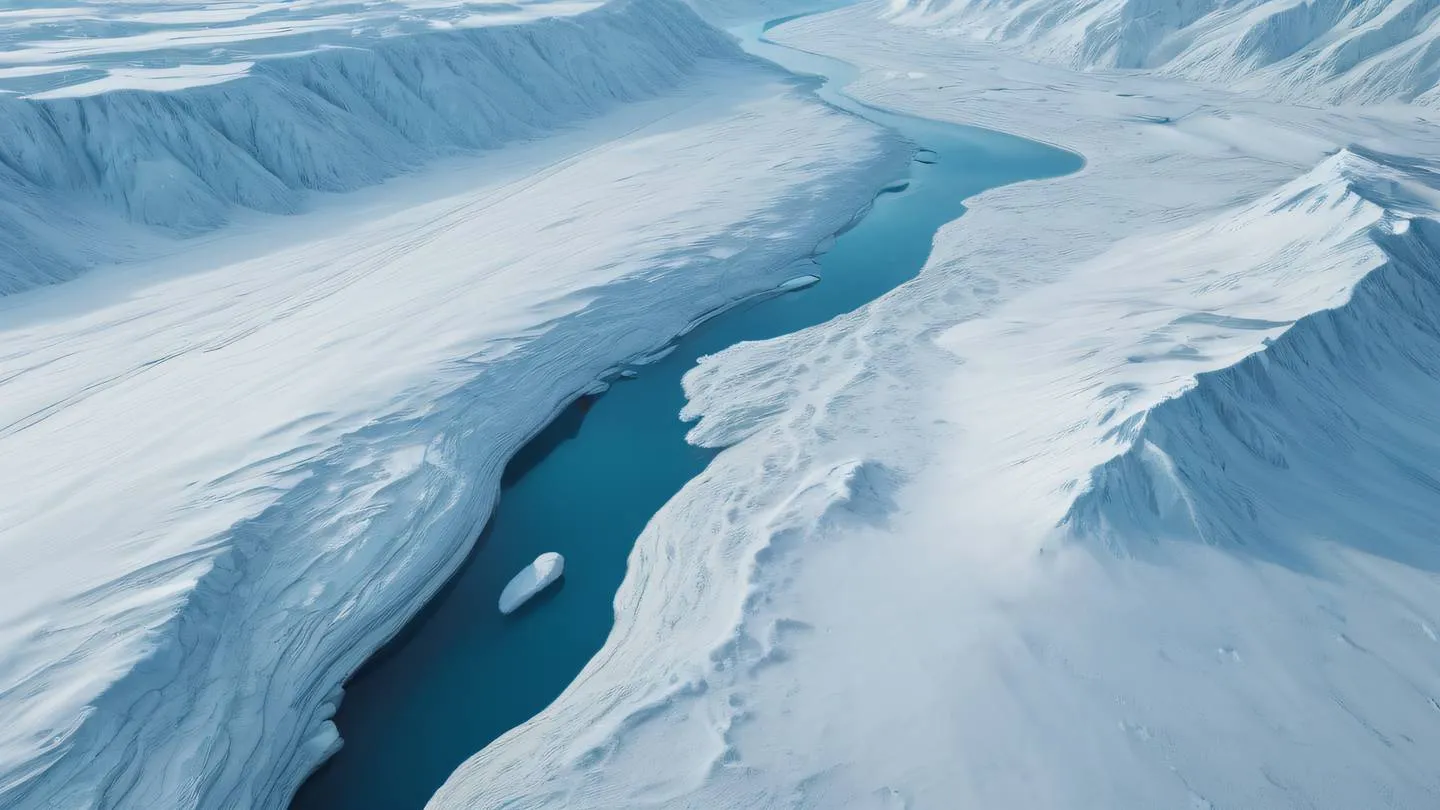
[499,552,565,614]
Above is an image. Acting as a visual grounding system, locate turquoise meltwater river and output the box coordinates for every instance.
[291,11,1081,809]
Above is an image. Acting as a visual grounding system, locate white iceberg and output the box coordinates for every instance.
[777,274,821,291]
[499,553,566,615]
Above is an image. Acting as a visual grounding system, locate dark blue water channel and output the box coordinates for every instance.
[291,13,1081,810]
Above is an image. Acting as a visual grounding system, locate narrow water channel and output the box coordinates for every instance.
[291,12,1081,810]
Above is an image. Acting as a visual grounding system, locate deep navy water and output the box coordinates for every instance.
[291,14,1081,810]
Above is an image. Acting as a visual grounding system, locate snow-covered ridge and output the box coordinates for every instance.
[887,0,1440,105]
[1066,147,1440,573]
[428,134,1440,806]
[0,0,735,294]
[936,144,1440,548]
[420,5,1440,802]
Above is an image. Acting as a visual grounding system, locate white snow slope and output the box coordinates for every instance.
[0,0,735,294]
[432,3,1440,809]
[889,0,1440,106]
[0,1,905,807]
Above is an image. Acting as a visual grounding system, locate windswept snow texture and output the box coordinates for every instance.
[0,2,904,806]
[0,0,734,293]
[430,6,1440,809]
[1062,157,1440,559]
[889,0,1440,105]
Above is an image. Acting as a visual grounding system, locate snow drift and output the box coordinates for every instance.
[0,0,736,294]
[888,0,1440,105]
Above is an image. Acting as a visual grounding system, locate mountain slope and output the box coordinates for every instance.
[888,0,1440,105]
[0,0,735,294]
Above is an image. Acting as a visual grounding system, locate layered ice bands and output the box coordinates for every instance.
[0,0,734,294]
[0,1,906,806]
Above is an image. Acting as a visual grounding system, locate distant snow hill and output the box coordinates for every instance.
[888,0,1440,105]
[0,0,908,808]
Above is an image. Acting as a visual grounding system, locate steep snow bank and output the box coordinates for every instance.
[899,146,1440,808]
[887,0,1440,105]
[1067,150,1440,572]
[0,0,735,293]
[0,25,904,810]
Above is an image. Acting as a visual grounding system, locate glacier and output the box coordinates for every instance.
[0,0,908,807]
[430,2,1440,809]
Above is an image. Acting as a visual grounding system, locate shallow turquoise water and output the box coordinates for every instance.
[291,15,1080,810]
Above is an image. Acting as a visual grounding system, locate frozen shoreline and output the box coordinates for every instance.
[0,4,906,805]
[431,3,1440,808]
